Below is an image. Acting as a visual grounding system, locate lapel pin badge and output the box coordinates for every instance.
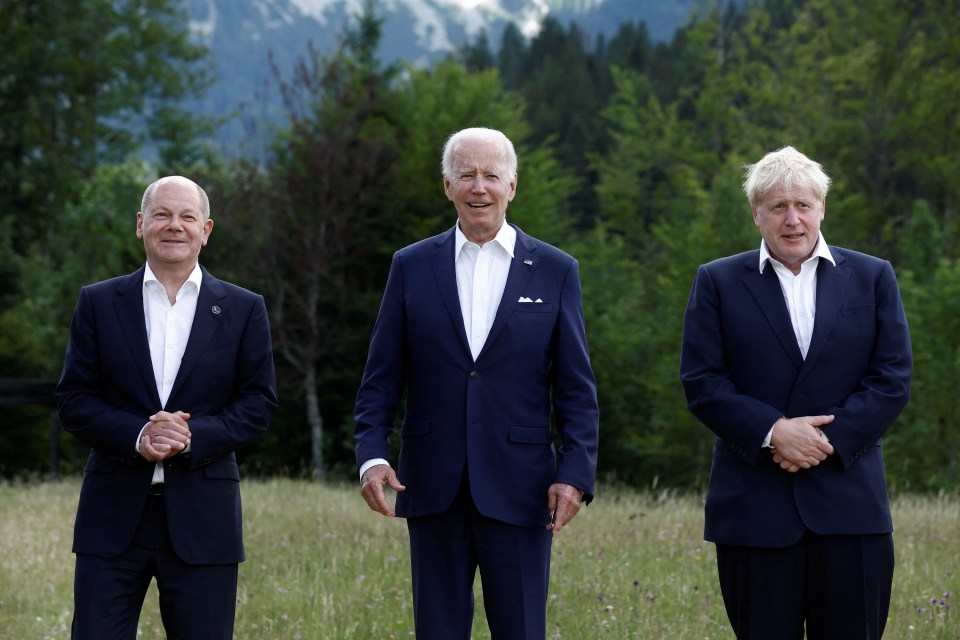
[523,259,533,266]
[211,305,222,315]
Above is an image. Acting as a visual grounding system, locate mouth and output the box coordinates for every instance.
[782,232,804,240]
[468,203,490,210]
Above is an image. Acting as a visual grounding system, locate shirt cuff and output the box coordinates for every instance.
[135,422,150,453]
[763,424,776,449]
[359,458,390,480]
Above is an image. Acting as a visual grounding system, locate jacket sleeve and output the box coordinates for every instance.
[550,259,600,501]
[354,253,407,467]
[680,264,785,465]
[55,286,150,462]
[823,260,912,470]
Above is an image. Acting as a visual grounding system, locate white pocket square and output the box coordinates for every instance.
[518,296,533,303]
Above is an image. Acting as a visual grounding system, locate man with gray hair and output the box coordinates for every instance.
[56,175,278,638]
[355,127,599,638]
[680,146,912,639]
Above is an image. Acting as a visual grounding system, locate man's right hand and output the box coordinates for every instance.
[360,464,406,517]
[140,410,191,461]
[770,414,835,472]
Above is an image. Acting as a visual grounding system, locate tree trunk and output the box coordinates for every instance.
[304,365,325,482]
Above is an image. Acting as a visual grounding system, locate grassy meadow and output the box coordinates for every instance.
[0,479,956,639]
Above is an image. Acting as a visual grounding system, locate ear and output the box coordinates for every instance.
[136,212,144,238]
[443,177,454,202]
[200,218,214,246]
[507,173,518,202]
[751,206,760,227]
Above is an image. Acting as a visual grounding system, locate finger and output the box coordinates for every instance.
[549,491,581,529]
[140,437,170,461]
[151,431,189,449]
[550,504,580,534]
[810,414,835,426]
[384,471,406,493]
[360,477,395,517]
[547,494,558,513]
[368,488,395,517]
[150,412,191,433]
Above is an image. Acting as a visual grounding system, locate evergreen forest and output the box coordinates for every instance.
[2,0,958,492]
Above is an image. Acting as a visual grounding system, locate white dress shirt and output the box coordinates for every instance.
[455,222,516,360]
[759,235,836,360]
[760,235,835,447]
[359,222,516,479]
[135,262,202,483]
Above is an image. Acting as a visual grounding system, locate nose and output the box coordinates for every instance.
[470,176,487,193]
[785,205,801,225]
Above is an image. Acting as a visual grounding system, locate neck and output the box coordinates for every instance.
[148,261,196,304]
[459,221,505,247]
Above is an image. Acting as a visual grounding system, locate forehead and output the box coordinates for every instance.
[759,183,822,205]
[148,181,201,213]
[452,140,507,172]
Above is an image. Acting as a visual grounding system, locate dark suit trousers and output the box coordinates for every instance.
[72,490,238,640]
[406,473,552,640]
[716,531,894,640]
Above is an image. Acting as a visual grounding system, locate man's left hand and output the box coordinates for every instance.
[547,482,584,535]
[140,410,191,461]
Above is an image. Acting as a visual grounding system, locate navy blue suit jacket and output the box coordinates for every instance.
[56,265,278,564]
[680,246,912,547]
[354,224,599,527]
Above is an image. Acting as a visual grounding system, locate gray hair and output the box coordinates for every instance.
[141,176,210,220]
[441,128,518,180]
[743,146,831,207]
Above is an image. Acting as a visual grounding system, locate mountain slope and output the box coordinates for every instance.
[184,0,696,149]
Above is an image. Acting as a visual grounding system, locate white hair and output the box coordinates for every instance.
[743,146,831,206]
[441,128,518,180]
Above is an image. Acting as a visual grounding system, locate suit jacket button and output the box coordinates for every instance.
[469,371,479,379]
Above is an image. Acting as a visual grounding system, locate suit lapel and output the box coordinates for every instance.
[741,257,805,370]
[430,227,472,357]
[113,267,163,409]
[167,266,227,406]
[800,250,850,377]
[478,225,539,361]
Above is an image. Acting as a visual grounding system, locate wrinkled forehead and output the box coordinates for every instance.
[761,181,824,204]
[451,142,510,175]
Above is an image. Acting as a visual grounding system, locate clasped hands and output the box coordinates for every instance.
[770,414,835,473]
[140,410,191,462]
[359,465,583,534]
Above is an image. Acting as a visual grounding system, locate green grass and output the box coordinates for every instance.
[0,479,956,639]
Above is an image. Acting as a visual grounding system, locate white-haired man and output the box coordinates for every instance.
[681,147,912,639]
[355,128,599,638]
